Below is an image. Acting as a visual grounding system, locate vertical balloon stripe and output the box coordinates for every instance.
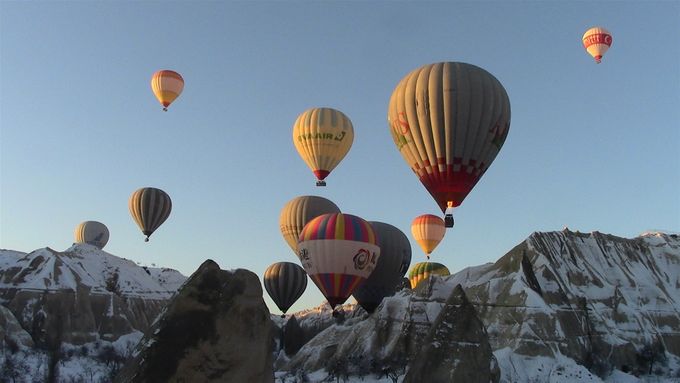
[349,216,360,242]
[342,213,354,240]
[326,213,337,240]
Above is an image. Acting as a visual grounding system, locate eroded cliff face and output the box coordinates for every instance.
[447,230,680,378]
[281,283,496,381]
[0,245,185,346]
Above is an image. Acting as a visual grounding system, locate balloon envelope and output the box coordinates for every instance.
[151,70,184,110]
[298,213,380,308]
[279,195,341,255]
[263,262,308,315]
[74,221,109,249]
[128,187,172,241]
[293,107,354,184]
[388,62,510,212]
[411,214,445,256]
[408,262,450,289]
[582,27,612,63]
[352,221,412,313]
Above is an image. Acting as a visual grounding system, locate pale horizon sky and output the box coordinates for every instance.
[1,1,678,313]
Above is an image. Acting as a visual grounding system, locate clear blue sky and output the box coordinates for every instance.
[1,1,678,313]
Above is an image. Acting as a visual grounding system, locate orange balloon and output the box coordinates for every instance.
[151,70,184,111]
[411,214,445,258]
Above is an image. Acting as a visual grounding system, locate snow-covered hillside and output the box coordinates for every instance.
[0,244,187,382]
[0,244,186,299]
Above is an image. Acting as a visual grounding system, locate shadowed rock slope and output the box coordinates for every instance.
[115,260,274,383]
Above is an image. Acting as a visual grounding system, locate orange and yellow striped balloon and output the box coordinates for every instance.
[151,70,184,111]
[582,27,612,64]
[298,213,380,308]
[411,214,445,258]
[293,107,354,186]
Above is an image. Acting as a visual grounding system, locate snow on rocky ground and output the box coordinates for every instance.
[0,244,186,299]
[1,332,144,383]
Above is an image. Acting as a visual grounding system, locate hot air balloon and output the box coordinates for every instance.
[408,262,450,289]
[352,221,412,313]
[388,62,510,227]
[279,196,341,255]
[74,221,109,249]
[128,187,172,242]
[263,262,308,317]
[293,107,354,186]
[298,213,380,309]
[151,70,184,111]
[582,27,612,64]
[411,214,445,259]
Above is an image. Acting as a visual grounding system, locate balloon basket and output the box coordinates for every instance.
[316,180,326,187]
[444,214,454,228]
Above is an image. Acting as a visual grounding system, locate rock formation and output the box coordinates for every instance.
[0,245,185,346]
[282,279,496,383]
[0,304,34,349]
[404,284,498,383]
[115,260,274,383]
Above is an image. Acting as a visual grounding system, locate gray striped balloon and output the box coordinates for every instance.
[74,221,109,249]
[264,262,307,316]
[128,187,172,242]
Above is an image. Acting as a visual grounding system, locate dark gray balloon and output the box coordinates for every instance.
[264,262,308,316]
[352,221,412,313]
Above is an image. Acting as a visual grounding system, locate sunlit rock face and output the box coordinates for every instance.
[448,230,680,378]
[115,260,274,383]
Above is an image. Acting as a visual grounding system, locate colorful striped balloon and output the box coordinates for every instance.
[263,262,307,316]
[408,262,450,289]
[128,187,172,242]
[293,107,354,186]
[411,214,446,258]
[298,213,380,308]
[151,70,184,111]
